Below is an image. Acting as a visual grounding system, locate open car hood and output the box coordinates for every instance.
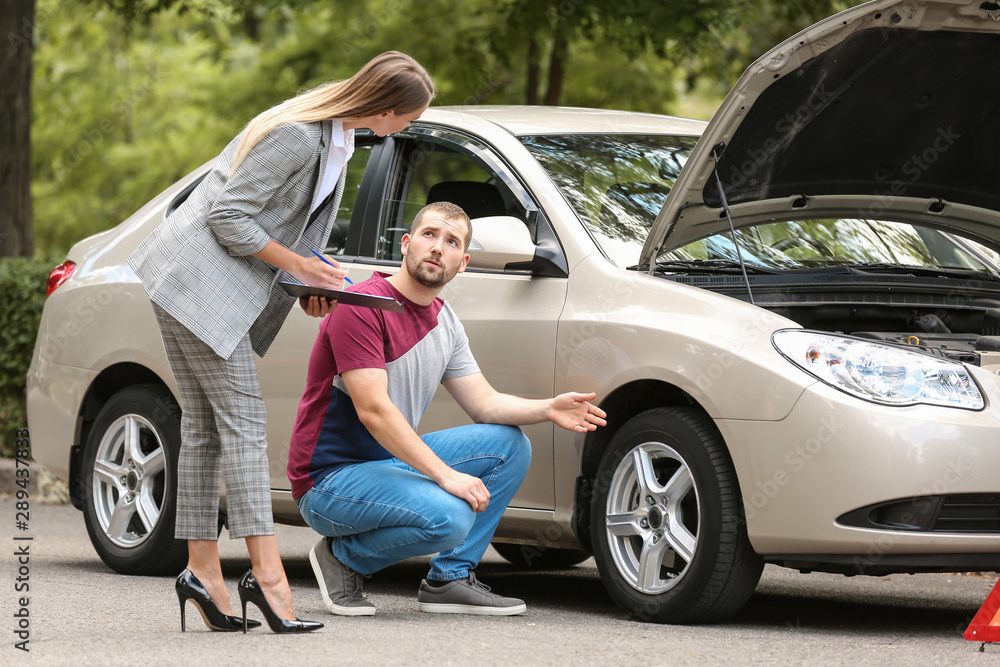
[641,0,1000,266]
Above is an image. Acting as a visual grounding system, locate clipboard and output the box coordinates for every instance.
[279,281,405,313]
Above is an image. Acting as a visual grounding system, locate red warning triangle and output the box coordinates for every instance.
[965,579,1000,643]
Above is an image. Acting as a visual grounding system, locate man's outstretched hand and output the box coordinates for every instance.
[547,392,607,433]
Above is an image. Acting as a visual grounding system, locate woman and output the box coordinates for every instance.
[128,51,434,633]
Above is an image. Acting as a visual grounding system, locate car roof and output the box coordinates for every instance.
[422,105,708,137]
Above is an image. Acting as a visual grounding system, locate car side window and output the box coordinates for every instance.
[324,139,376,256]
[375,137,525,262]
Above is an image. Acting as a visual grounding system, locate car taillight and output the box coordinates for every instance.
[46,260,76,297]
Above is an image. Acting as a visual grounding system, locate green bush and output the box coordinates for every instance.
[0,257,53,457]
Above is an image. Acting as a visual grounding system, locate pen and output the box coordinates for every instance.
[311,249,354,285]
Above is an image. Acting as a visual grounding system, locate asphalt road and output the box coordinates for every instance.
[1,497,997,666]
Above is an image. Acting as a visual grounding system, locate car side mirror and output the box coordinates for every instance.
[467,216,536,271]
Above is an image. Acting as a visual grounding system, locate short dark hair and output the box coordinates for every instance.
[410,201,473,250]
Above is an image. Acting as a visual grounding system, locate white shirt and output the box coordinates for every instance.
[310,120,355,215]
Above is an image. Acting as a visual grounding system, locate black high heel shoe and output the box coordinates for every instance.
[176,569,262,632]
[238,570,323,634]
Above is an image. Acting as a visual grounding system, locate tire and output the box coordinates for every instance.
[492,542,591,569]
[81,384,187,575]
[590,407,763,623]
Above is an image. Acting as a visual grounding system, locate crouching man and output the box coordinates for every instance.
[287,201,606,616]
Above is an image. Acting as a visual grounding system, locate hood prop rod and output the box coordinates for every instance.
[711,142,755,305]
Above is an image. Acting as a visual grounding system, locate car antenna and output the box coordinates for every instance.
[711,142,755,305]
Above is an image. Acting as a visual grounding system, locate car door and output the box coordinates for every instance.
[342,126,569,510]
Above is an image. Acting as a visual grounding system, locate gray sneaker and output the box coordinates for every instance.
[309,537,376,616]
[416,572,526,615]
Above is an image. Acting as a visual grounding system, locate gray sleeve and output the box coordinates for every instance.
[442,307,480,379]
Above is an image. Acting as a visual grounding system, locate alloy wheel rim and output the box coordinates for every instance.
[92,414,166,548]
[605,441,700,594]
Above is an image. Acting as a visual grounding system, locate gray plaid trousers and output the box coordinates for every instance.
[153,304,274,540]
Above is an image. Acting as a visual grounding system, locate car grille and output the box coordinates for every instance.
[934,494,1000,532]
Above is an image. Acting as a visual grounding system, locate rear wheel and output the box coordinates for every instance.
[82,384,187,575]
[492,542,590,569]
[590,407,763,623]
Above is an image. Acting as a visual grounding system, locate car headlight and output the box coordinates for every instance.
[772,329,984,410]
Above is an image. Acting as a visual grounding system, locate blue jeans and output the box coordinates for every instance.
[298,424,531,581]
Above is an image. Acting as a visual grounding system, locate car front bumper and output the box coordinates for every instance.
[719,367,1000,560]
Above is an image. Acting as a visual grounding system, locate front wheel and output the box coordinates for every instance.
[81,384,187,575]
[590,407,763,623]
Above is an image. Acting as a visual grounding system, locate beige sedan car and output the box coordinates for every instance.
[27,0,1000,623]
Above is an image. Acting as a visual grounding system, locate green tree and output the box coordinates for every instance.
[683,0,851,91]
[28,0,857,257]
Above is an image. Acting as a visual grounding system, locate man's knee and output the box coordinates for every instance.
[503,426,532,477]
[424,500,476,550]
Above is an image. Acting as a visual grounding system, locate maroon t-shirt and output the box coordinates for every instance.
[286,273,479,499]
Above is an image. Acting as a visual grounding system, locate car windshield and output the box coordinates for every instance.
[520,134,698,267]
[657,218,996,274]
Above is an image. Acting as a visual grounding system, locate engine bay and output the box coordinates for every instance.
[662,272,1000,366]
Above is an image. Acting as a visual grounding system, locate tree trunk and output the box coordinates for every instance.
[544,34,567,106]
[0,0,35,258]
[526,38,540,105]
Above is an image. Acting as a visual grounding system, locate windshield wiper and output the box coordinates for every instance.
[843,262,1000,281]
[652,259,784,275]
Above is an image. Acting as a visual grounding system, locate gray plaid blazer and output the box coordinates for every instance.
[129,120,345,359]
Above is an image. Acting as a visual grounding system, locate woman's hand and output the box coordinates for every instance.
[252,241,348,290]
[294,254,349,290]
[298,295,337,318]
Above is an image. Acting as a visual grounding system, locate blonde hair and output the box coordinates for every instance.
[231,51,434,172]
